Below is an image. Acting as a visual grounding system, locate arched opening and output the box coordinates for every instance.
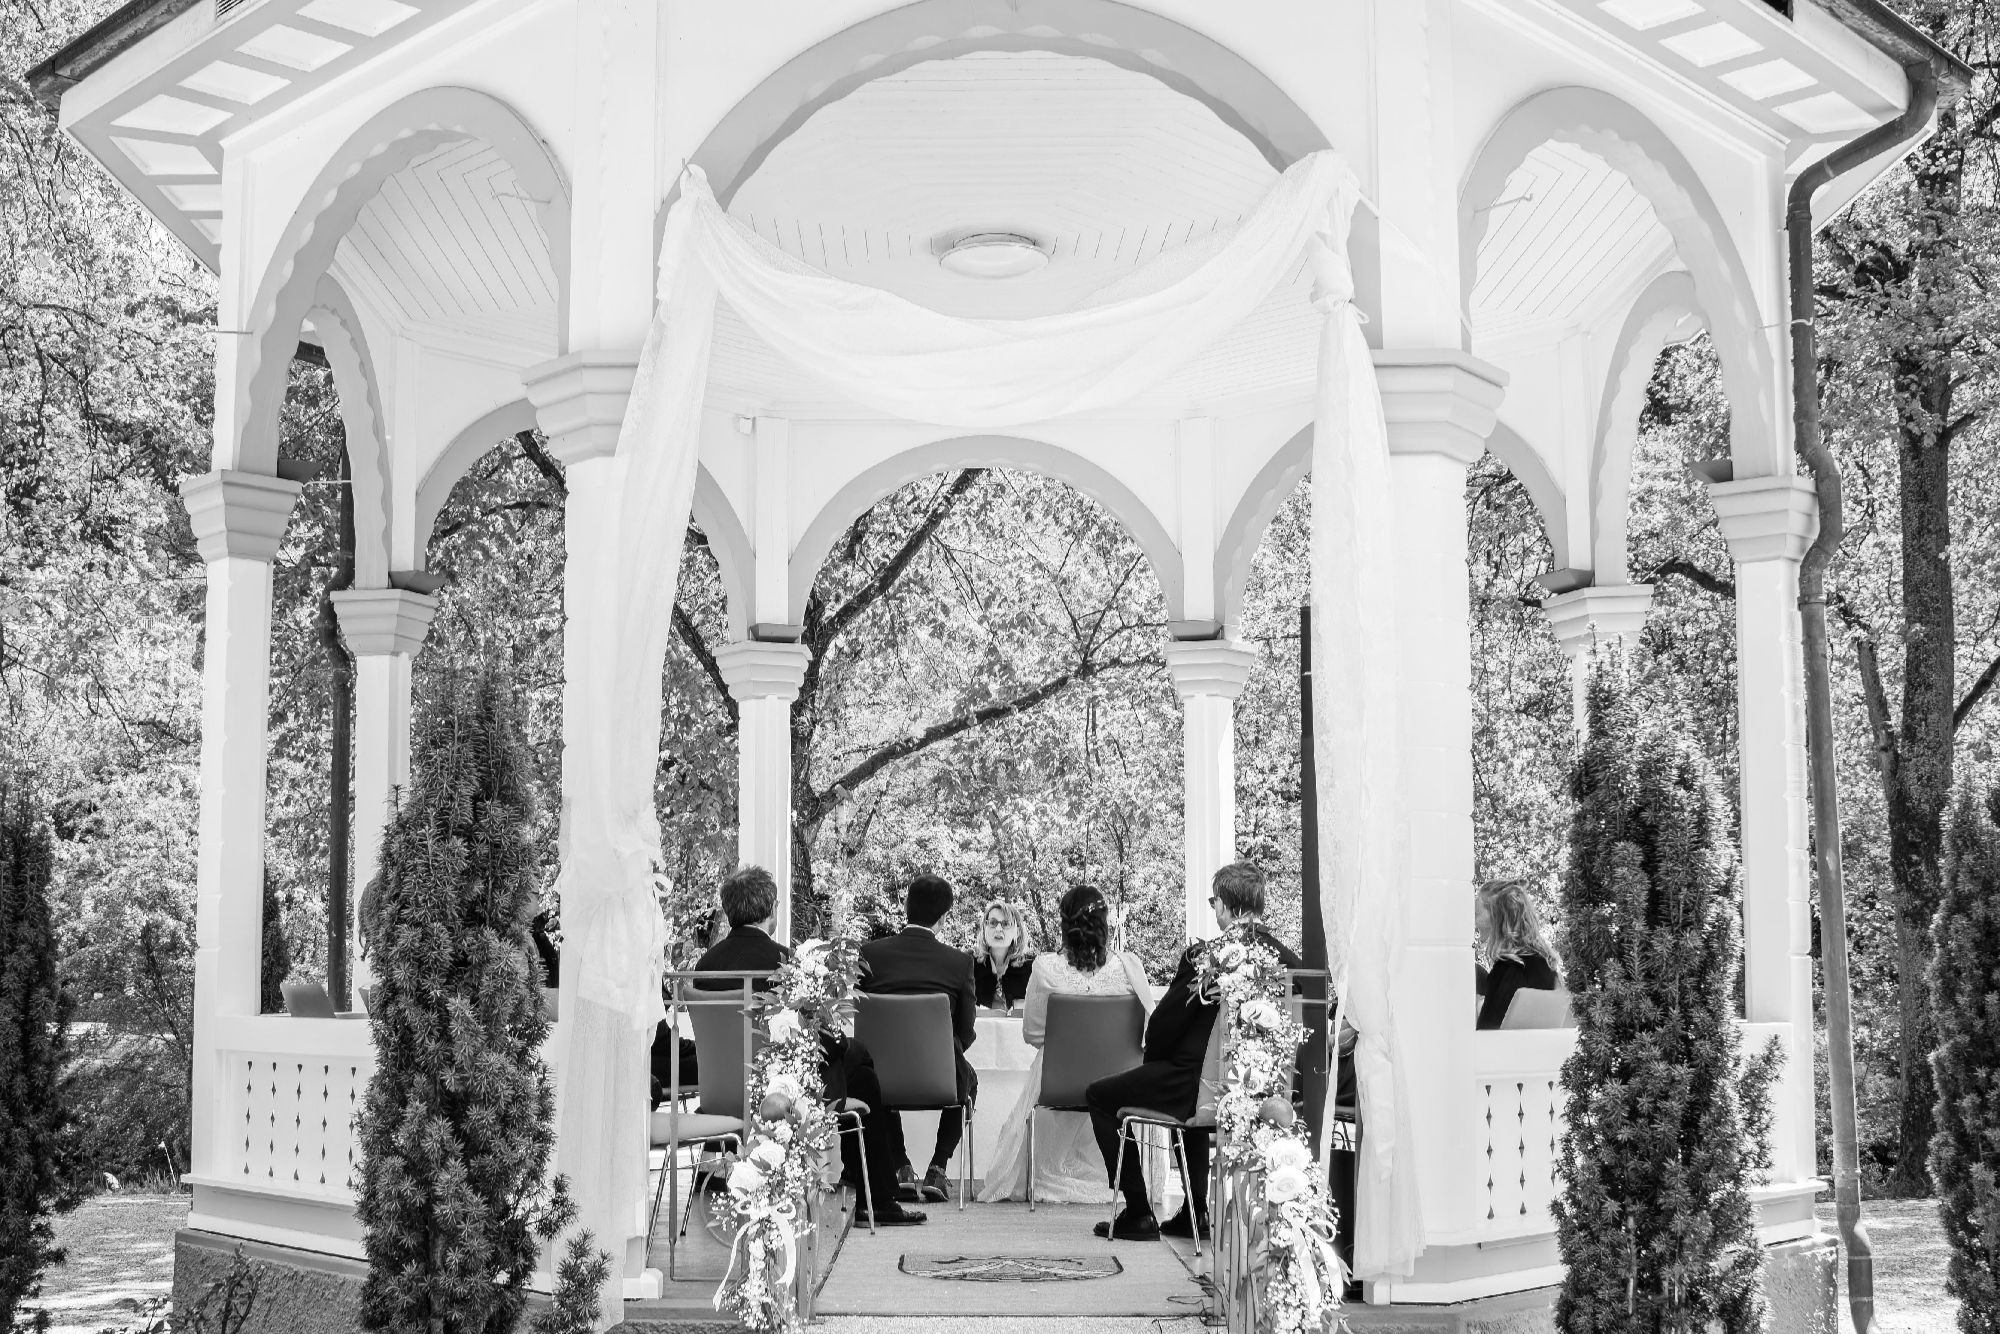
[778,466,1177,970]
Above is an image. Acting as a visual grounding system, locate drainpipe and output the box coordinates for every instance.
[1786,50,1941,1334]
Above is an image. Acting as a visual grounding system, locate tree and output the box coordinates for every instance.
[1932,778,2000,1331]
[353,665,568,1334]
[259,869,290,1015]
[1552,657,1774,1334]
[1812,0,2000,1195]
[0,790,77,1334]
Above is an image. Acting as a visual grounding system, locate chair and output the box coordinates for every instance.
[653,975,760,1280]
[1032,994,1145,1211]
[1111,1015,1224,1256]
[280,980,336,1018]
[853,993,975,1210]
[1500,984,1575,1029]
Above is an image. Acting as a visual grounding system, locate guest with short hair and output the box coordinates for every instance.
[1086,861,1301,1241]
[1474,879,1560,1030]
[971,898,1035,1011]
[693,865,925,1226]
[858,872,979,1203]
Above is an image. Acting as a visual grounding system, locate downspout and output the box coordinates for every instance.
[1786,56,1940,1334]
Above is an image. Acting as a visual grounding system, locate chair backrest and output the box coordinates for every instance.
[1039,994,1145,1110]
[1501,984,1576,1030]
[853,993,958,1110]
[1190,1009,1228,1128]
[281,980,336,1018]
[686,991,762,1119]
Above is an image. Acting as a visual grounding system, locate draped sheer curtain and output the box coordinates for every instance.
[550,149,1424,1318]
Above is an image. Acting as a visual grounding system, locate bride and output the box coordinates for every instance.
[978,885,1153,1203]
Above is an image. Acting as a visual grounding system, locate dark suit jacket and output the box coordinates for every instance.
[1144,924,1304,1067]
[859,926,978,1052]
[973,955,1034,1009]
[692,925,787,989]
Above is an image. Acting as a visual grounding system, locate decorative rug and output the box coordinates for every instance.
[898,1254,1124,1283]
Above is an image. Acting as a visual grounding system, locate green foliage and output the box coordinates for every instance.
[1552,658,1774,1334]
[0,791,78,1334]
[1932,779,2000,1331]
[353,665,570,1334]
[528,1233,611,1334]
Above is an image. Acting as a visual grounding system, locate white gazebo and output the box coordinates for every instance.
[31,0,1952,1327]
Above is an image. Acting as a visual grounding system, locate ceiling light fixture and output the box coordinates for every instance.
[935,231,1049,279]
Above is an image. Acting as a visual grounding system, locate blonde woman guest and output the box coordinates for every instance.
[1475,879,1561,1030]
[972,899,1035,1011]
[978,885,1153,1203]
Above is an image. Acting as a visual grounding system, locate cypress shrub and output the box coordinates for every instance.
[0,790,77,1334]
[1551,657,1775,1334]
[259,868,290,1015]
[1932,780,2000,1331]
[355,666,569,1334]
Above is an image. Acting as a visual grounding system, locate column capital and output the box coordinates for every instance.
[1707,474,1818,564]
[333,587,439,658]
[1160,638,1260,701]
[1541,584,1654,655]
[523,349,642,466]
[1372,350,1509,466]
[179,470,302,563]
[716,640,811,703]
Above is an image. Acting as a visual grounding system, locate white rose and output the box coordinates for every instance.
[1266,1138,1312,1173]
[771,1122,793,1144]
[749,1140,786,1170]
[1217,943,1246,968]
[728,1160,766,1194]
[1239,998,1280,1031]
[765,1074,803,1102]
[1265,1164,1309,1203]
[766,1010,802,1043]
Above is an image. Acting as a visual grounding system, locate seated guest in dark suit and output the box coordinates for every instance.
[1087,861,1302,1241]
[694,866,924,1226]
[971,899,1035,1010]
[858,873,979,1204]
[1475,879,1561,1030]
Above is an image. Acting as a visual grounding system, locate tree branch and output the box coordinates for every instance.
[805,655,1155,820]
[1836,599,1899,781]
[813,469,985,653]
[672,601,736,726]
[1954,653,2000,734]
[1639,557,1736,600]
[515,430,568,495]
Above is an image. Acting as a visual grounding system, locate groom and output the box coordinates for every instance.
[1086,861,1302,1241]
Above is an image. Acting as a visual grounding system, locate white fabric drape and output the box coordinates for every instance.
[552,147,1423,1315]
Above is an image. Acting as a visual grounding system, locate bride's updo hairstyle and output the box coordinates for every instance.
[1058,884,1111,975]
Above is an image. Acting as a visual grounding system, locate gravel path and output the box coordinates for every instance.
[23,1193,189,1334]
[1817,1199,1957,1334]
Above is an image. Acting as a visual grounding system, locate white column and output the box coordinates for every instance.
[1160,639,1260,940]
[331,587,438,991]
[180,470,301,1180]
[1540,584,1655,729]
[1374,352,1505,1242]
[717,641,811,941]
[1710,473,1820,1185]
[525,350,653,1303]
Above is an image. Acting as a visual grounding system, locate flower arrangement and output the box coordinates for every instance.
[1198,927,1346,1334]
[712,935,862,1334]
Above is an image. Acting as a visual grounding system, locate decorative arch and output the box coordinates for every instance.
[414,401,753,636]
[1459,87,1776,474]
[1210,421,1569,631]
[231,87,569,475]
[1592,271,1703,583]
[788,435,1184,624]
[307,274,392,588]
[674,0,1380,321]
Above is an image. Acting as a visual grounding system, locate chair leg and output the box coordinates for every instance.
[1170,1130,1200,1258]
[959,1101,974,1212]
[1026,1108,1036,1212]
[1109,1120,1132,1235]
[848,1114,876,1236]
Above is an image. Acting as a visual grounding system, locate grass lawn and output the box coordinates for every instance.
[21,1193,189,1334]
[1818,1198,1957,1333]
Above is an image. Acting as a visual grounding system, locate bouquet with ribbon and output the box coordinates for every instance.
[1200,926,1346,1333]
[713,935,861,1333]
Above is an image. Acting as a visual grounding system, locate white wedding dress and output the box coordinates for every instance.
[977,950,1154,1204]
